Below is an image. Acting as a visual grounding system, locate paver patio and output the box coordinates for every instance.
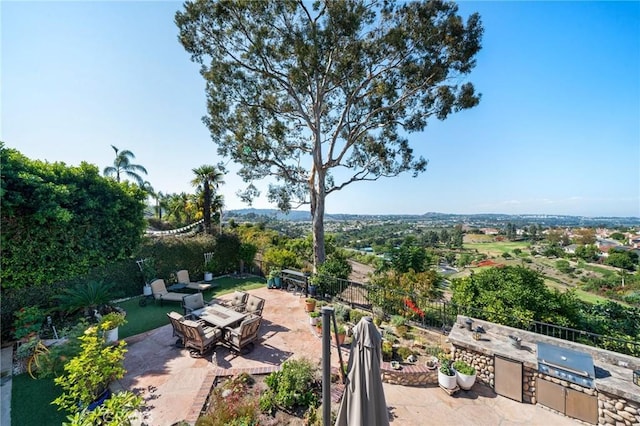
[118,285,579,426]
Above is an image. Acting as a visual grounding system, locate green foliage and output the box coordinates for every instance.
[100,312,127,330]
[395,325,408,338]
[396,346,414,361]
[555,259,573,274]
[1,146,147,290]
[263,247,299,271]
[388,238,428,273]
[390,315,406,327]
[381,340,393,362]
[197,374,260,426]
[13,306,45,340]
[451,266,580,327]
[261,358,318,411]
[38,320,89,378]
[349,309,367,325]
[605,248,638,271]
[137,234,216,281]
[176,0,483,267]
[63,391,143,426]
[333,303,351,323]
[54,281,117,316]
[452,360,476,376]
[52,323,128,413]
[439,359,454,376]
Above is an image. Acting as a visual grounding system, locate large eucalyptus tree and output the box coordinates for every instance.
[176,0,483,268]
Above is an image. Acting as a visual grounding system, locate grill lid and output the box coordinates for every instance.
[537,342,595,378]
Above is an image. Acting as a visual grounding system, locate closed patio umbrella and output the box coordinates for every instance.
[335,316,389,426]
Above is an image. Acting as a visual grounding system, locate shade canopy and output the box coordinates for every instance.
[335,316,389,426]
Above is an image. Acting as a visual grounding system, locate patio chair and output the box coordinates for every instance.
[176,269,214,292]
[221,291,248,312]
[243,294,265,316]
[181,319,222,357]
[182,292,208,317]
[150,279,185,306]
[222,314,262,354]
[167,311,187,347]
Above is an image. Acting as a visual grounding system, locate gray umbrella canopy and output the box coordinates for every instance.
[335,317,389,426]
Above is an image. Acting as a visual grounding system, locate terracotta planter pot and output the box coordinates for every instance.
[305,300,316,312]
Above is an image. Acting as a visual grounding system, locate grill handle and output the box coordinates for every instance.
[540,359,591,377]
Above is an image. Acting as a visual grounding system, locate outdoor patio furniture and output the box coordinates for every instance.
[196,304,247,329]
[181,319,222,357]
[167,311,187,346]
[175,269,214,292]
[221,290,248,312]
[222,314,262,354]
[150,279,185,306]
[243,294,265,316]
[182,293,206,316]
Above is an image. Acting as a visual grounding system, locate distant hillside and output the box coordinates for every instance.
[224,209,640,227]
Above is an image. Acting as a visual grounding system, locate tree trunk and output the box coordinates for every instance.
[203,180,211,234]
[310,168,326,270]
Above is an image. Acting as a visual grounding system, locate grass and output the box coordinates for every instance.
[464,241,530,256]
[11,373,68,426]
[11,276,266,425]
[117,276,266,338]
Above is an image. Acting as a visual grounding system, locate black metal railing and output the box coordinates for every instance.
[313,273,640,357]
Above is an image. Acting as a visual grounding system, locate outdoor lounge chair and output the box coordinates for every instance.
[150,279,185,306]
[176,269,214,292]
[222,314,262,354]
[221,291,248,312]
[181,319,222,357]
[182,293,208,316]
[167,311,187,346]
[243,294,265,316]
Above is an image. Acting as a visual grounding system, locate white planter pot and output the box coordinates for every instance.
[438,370,457,390]
[143,285,152,296]
[456,371,477,390]
[105,327,118,344]
[309,317,318,326]
[204,272,213,281]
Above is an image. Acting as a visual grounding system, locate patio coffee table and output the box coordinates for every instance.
[196,304,247,329]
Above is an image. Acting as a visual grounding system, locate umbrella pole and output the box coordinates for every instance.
[321,306,333,426]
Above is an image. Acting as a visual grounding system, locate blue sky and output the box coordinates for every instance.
[2,1,639,218]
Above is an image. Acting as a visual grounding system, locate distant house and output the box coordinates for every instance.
[481,228,499,235]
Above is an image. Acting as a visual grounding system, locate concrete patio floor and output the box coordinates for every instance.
[119,286,579,426]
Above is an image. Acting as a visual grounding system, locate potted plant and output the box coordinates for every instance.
[267,269,279,288]
[305,298,317,312]
[452,360,477,390]
[13,306,45,342]
[100,312,127,344]
[437,358,457,390]
[334,323,347,346]
[309,311,320,326]
[53,322,128,413]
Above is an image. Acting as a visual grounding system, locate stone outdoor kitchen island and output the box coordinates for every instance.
[447,315,639,425]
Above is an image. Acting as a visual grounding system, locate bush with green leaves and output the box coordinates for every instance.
[260,358,318,412]
[54,281,117,317]
[452,360,476,376]
[349,309,367,325]
[198,373,260,426]
[63,391,143,426]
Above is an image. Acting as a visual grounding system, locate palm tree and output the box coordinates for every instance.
[191,165,225,235]
[103,145,148,185]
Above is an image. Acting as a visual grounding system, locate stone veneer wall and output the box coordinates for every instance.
[453,346,640,425]
[380,361,438,386]
[597,391,640,426]
[452,347,494,387]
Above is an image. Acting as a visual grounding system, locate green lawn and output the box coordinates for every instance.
[11,276,266,426]
[464,241,530,256]
[117,275,266,338]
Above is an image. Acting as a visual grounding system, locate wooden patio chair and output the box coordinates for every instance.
[222,314,262,354]
[220,291,248,312]
[150,279,185,306]
[167,311,187,347]
[181,319,222,357]
[243,294,265,316]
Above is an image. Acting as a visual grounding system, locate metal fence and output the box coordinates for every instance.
[316,274,640,357]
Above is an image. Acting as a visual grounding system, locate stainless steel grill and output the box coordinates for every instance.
[537,342,595,388]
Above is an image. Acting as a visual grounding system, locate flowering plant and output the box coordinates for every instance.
[13,306,45,340]
[404,298,425,317]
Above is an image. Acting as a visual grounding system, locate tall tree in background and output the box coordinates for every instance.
[191,165,225,234]
[176,0,483,268]
[103,145,148,186]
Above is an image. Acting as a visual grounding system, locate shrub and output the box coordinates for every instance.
[199,373,260,426]
[333,303,350,322]
[13,306,45,340]
[396,346,414,361]
[381,340,393,362]
[390,315,405,327]
[395,325,408,338]
[349,309,367,324]
[260,358,318,411]
[452,360,476,375]
[439,359,454,376]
